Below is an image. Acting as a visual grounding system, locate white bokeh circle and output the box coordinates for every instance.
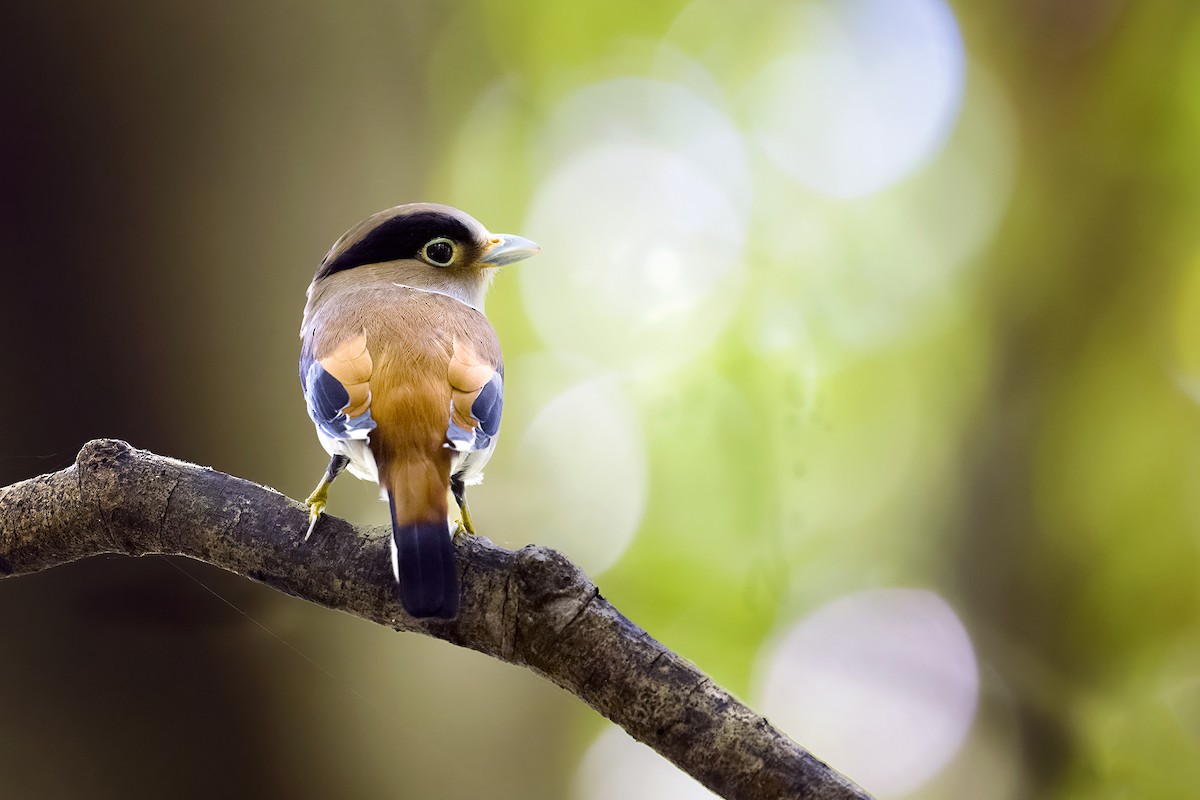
[575,725,716,800]
[749,65,1017,360]
[741,0,965,197]
[757,588,979,797]
[534,77,753,211]
[522,141,745,371]
[521,76,750,371]
[481,376,647,576]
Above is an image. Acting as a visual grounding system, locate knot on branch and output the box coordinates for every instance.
[505,544,603,671]
[74,438,187,556]
[76,437,137,473]
[512,544,597,631]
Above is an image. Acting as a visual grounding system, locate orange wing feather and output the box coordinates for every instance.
[318,333,374,418]
[447,337,496,434]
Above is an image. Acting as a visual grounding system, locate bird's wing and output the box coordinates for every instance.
[445,336,503,453]
[301,332,376,440]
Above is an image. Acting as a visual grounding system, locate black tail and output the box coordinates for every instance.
[388,504,459,619]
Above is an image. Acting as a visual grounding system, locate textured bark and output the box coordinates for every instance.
[0,439,871,800]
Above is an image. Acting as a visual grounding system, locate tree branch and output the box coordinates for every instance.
[0,439,871,800]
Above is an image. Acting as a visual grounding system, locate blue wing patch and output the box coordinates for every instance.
[472,373,503,441]
[303,357,375,441]
[446,372,503,452]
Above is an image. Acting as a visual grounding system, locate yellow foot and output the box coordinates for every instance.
[304,483,330,541]
[454,503,477,540]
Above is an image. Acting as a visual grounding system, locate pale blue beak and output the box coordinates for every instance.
[480,234,541,267]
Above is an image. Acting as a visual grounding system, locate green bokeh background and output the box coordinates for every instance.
[2,1,1199,798]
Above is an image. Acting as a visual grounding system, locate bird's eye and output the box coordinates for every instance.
[423,238,455,267]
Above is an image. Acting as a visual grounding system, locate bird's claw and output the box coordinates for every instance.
[452,517,476,541]
[453,505,477,541]
[303,482,330,542]
[304,502,325,541]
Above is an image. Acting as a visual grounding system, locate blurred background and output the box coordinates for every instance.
[2,0,1198,797]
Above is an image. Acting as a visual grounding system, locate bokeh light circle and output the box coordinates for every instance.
[478,376,646,575]
[574,725,716,800]
[534,77,753,210]
[521,141,745,371]
[741,0,965,197]
[757,588,979,797]
[519,77,749,371]
[749,65,1017,360]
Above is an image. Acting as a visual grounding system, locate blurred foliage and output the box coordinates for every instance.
[2,1,1199,799]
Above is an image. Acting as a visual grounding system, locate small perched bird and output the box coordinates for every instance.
[299,203,539,619]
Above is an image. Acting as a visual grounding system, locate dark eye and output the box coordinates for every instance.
[423,238,455,267]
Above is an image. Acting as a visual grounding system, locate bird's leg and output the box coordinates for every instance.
[304,454,350,541]
[450,476,476,539]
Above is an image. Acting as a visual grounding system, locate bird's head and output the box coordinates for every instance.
[311,203,540,310]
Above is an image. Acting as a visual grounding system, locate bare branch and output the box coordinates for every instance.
[0,439,871,800]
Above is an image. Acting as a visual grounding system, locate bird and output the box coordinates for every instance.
[298,203,539,619]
